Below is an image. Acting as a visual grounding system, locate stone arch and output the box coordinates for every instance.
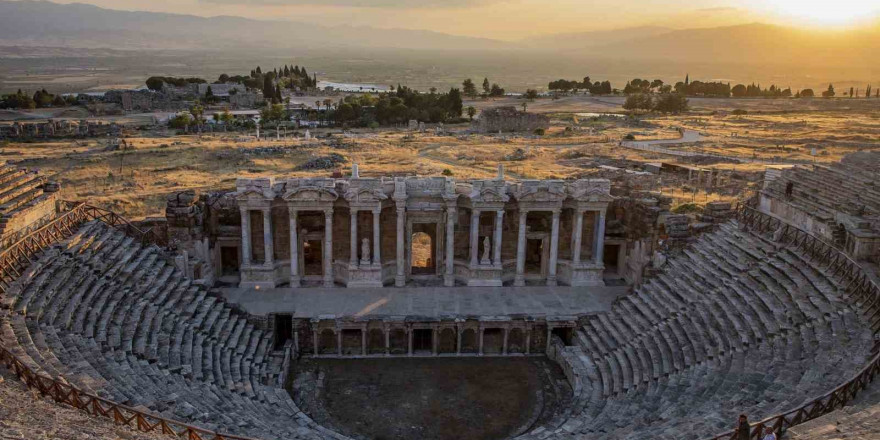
[341,329,362,355]
[508,328,525,354]
[460,328,477,354]
[389,328,407,354]
[367,328,385,354]
[483,328,503,354]
[318,329,336,355]
[438,328,456,354]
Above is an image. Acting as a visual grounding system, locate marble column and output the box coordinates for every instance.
[444,206,456,287]
[525,328,531,355]
[503,327,509,355]
[384,326,390,356]
[349,209,358,266]
[396,207,406,287]
[312,328,318,355]
[456,327,462,355]
[514,210,528,287]
[469,209,481,267]
[493,210,504,267]
[594,209,606,266]
[289,209,299,287]
[407,328,413,356]
[240,208,251,266]
[336,330,342,356]
[571,209,584,265]
[361,327,367,356]
[262,207,273,267]
[478,328,484,355]
[323,208,334,287]
[372,208,381,266]
[547,209,560,286]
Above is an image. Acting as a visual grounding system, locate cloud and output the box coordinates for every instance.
[200,0,494,7]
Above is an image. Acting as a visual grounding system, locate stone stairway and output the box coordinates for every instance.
[0,221,348,440]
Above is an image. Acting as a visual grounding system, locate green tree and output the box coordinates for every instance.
[850,86,855,98]
[525,89,539,100]
[482,78,490,97]
[622,93,653,111]
[489,83,505,97]
[652,93,688,114]
[462,79,477,98]
[800,89,814,98]
[466,106,477,120]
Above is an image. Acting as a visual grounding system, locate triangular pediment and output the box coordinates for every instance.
[282,186,338,202]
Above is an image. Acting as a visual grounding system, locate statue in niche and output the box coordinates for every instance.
[360,238,371,265]
[481,236,492,265]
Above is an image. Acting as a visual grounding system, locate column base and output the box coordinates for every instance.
[395,275,406,287]
[289,276,301,288]
[323,277,334,288]
[546,276,558,286]
[443,274,455,287]
[514,275,525,287]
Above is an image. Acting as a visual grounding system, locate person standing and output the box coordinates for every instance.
[735,414,751,440]
[762,426,777,440]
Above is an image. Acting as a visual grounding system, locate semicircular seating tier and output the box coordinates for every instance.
[0,220,350,440]
[515,221,875,440]
[0,217,876,440]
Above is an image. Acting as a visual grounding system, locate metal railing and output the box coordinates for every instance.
[0,202,256,440]
[705,204,880,440]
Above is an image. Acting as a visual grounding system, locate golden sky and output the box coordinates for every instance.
[50,0,880,40]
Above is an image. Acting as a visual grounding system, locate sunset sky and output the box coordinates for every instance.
[48,0,880,40]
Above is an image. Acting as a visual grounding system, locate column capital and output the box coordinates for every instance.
[324,208,334,216]
[495,210,504,218]
[372,206,381,215]
[551,209,561,217]
[396,206,406,214]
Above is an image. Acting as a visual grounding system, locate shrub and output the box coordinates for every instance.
[441,168,453,176]
[533,128,545,136]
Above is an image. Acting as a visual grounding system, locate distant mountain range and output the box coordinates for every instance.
[0,0,513,50]
[0,0,877,68]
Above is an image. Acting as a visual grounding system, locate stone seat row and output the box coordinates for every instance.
[570,222,848,397]
[516,220,875,440]
[787,378,880,440]
[0,221,349,440]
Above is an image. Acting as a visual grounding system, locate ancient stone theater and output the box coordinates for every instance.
[1,156,880,440]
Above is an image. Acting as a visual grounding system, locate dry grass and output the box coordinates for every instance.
[1,107,873,219]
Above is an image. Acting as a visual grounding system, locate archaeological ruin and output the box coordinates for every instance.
[1,154,880,440]
[474,106,551,133]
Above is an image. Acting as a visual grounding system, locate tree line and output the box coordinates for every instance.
[0,88,77,109]
[461,78,505,98]
[547,77,613,95]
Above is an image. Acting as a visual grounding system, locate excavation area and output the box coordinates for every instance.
[289,357,571,440]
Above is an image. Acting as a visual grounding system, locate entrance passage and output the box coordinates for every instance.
[412,329,433,353]
[411,231,434,275]
[303,240,323,276]
[273,314,292,350]
[220,246,239,275]
[604,243,620,270]
[525,238,543,274]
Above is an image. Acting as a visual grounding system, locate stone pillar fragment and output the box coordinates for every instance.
[262,207,273,267]
[470,210,481,267]
[445,207,456,287]
[396,207,406,287]
[572,209,584,265]
[372,208,381,266]
[547,209,560,286]
[323,209,334,287]
[594,209,606,266]
[240,208,251,266]
[493,210,504,267]
[515,210,528,287]
[350,209,358,266]
[289,209,299,287]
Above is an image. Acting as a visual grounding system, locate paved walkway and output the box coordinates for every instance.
[217,285,628,319]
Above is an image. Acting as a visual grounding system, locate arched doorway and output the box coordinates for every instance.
[411,231,434,275]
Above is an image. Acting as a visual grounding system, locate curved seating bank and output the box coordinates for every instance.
[0,205,879,440]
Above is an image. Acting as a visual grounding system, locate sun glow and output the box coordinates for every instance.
[756,0,878,26]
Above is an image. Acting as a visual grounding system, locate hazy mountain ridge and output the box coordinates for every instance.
[0,0,514,50]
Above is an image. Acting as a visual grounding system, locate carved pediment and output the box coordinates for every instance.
[470,187,510,203]
[234,186,275,202]
[513,183,566,203]
[282,186,338,202]
[344,187,388,204]
[568,179,614,203]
